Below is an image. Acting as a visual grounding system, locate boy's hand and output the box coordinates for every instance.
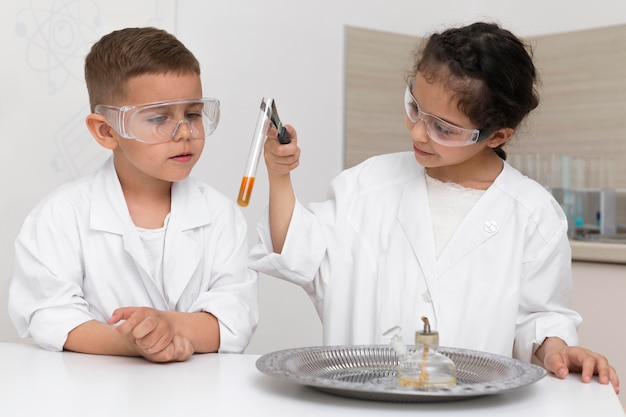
[264,125,300,177]
[139,334,194,363]
[109,307,193,362]
[538,337,620,394]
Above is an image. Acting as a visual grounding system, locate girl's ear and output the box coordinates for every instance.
[85,114,118,150]
[486,127,515,149]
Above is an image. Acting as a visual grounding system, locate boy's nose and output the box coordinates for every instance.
[171,120,193,142]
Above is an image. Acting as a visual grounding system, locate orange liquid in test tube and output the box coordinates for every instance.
[237,176,255,207]
[237,97,272,207]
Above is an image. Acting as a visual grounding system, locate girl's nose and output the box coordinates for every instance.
[406,116,429,143]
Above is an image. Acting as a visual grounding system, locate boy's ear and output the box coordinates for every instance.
[86,113,118,150]
[486,127,514,149]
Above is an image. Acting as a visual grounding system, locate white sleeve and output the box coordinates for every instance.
[190,206,259,354]
[249,198,328,289]
[8,208,96,351]
[514,220,581,361]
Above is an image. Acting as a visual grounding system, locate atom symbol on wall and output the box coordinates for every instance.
[15,0,101,94]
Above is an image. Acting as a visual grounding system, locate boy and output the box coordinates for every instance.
[8,27,258,362]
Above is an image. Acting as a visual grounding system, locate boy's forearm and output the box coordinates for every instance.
[65,312,220,356]
[64,319,139,356]
[268,172,295,253]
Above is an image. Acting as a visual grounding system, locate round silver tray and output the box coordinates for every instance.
[256,345,547,402]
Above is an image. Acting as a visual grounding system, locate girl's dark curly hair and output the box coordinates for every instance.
[410,22,539,159]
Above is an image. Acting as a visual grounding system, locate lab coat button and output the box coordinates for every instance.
[483,220,497,233]
[422,291,432,303]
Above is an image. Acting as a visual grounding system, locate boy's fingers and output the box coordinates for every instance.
[108,307,136,324]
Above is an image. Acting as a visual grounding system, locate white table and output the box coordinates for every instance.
[0,342,623,416]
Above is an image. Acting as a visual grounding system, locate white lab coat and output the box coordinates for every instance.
[250,152,580,361]
[9,157,258,353]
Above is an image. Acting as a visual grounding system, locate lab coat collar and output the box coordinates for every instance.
[90,157,212,233]
[89,157,212,307]
[90,157,134,235]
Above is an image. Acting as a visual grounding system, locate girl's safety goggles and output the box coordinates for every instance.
[404,82,492,147]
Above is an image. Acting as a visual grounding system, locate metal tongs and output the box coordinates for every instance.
[262,99,291,144]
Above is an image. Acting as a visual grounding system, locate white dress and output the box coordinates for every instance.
[250,151,580,361]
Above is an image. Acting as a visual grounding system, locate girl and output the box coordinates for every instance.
[250,22,619,392]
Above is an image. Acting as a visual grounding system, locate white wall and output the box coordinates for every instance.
[2,0,626,356]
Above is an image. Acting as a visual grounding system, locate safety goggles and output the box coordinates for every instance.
[404,83,492,147]
[95,98,220,144]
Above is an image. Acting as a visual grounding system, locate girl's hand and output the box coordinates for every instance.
[538,337,619,394]
[264,125,300,177]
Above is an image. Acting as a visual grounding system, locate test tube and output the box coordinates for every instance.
[237,98,273,207]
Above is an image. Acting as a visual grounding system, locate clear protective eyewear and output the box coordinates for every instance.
[95,98,220,144]
[404,82,492,147]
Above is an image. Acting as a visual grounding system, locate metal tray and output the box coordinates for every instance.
[256,345,546,402]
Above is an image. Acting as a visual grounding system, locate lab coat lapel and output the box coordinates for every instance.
[397,174,440,316]
[435,165,513,276]
[90,158,152,276]
[435,193,501,275]
[162,180,210,307]
[90,158,166,306]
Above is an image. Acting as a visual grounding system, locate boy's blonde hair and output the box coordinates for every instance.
[84,27,201,111]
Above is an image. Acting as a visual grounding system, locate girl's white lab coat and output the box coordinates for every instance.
[250,152,580,361]
[9,157,258,353]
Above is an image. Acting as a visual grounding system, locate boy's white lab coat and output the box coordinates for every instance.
[250,152,580,361]
[9,157,258,353]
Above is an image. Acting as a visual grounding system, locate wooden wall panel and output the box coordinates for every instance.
[524,24,626,189]
[344,26,419,168]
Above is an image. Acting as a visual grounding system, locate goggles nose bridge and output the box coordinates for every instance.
[414,104,430,126]
[409,110,428,129]
[411,115,432,141]
[171,119,194,141]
